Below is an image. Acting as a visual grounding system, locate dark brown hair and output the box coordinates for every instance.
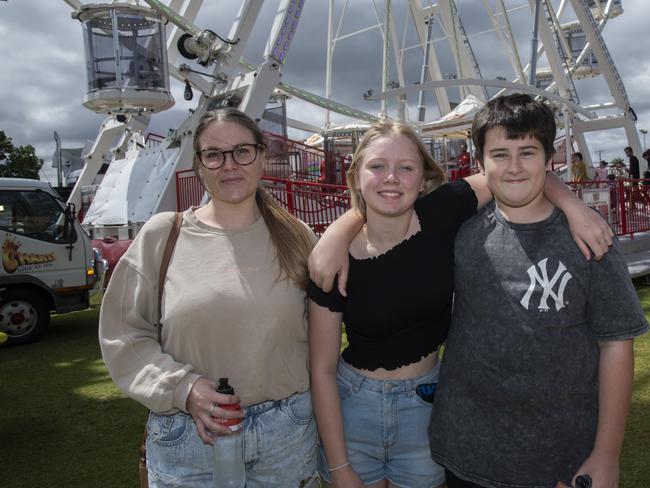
[472,93,556,162]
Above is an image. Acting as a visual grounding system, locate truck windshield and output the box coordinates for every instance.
[0,190,77,244]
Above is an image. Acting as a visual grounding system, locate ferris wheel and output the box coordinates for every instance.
[319,0,640,169]
[60,0,641,229]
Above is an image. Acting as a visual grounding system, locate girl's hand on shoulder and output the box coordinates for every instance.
[308,209,364,296]
[564,201,613,261]
[186,377,244,444]
[330,464,365,488]
[309,238,349,296]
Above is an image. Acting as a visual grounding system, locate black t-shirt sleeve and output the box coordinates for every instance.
[587,241,649,340]
[414,179,478,230]
[307,277,346,313]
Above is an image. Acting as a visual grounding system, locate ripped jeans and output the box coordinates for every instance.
[146,390,320,487]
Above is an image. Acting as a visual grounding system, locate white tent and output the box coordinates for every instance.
[420,94,484,138]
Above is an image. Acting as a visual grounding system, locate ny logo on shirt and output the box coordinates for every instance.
[520,258,572,311]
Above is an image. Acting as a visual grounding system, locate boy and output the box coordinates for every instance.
[429,94,648,488]
[624,146,640,180]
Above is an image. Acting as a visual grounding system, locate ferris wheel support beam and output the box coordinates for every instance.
[378,0,390,117]
[325,0,334,128]
[527,0,571,99]
[569,0,643,163]
[535,1,617,100]
[529,0,541,86]
[386,2,408,120]
[567,3,611,73]
[572,125,592,166]
[481,0,526,84]
[408,0,451,115]
[564,107,575,176]
[573,116,634,133]
[367,78,596,120]
[67,114,149,212]
[436,0,486,102]
[63,0,82,9]
[416,16,434,122]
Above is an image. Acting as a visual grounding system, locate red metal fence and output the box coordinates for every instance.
[176,170,650,238]
[569,179,650,237]
[263,131,350,185]
[176,169,205,211]
[261,177,350,236]
[145,132,165,147]
[175,170,348,236]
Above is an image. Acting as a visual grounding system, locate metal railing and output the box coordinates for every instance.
[145,132,165,147]
[176,169,204,212]
[261,177,350,236]
[568,178,650,237]
[263,131,350,186]
[174,170,349,236]
[175,168,650,238]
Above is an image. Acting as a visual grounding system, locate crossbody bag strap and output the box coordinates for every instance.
[156,211,183,343]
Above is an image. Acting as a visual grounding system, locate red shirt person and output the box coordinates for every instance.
[456,142,471,177]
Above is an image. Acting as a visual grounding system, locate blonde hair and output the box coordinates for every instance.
[346,119,447,218]
[193,109,314,289]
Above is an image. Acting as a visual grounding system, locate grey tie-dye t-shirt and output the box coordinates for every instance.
[429,202,648,488]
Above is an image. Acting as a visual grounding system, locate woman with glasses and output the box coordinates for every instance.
[99,108,320,487]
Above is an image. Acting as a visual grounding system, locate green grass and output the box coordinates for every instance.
[0,309,147,488]
[1,288,649,488]
[620,281,650,488]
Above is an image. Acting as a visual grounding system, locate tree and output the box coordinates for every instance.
[0,131,43,180]
[0,131,12,160]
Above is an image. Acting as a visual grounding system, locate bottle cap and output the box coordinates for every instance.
[214,377,242,430]
[216,377,235,395]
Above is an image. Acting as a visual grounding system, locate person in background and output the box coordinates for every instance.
[571,151,589,182]
[429,94,648,488]
[641,153,650,201]
[456,142,471,178]
[99,108,320,488]
[625,146,640,180]
[595,160,609,182]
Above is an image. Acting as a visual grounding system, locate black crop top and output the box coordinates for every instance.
[307,180,477,370]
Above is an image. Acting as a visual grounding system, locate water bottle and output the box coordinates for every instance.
[212,378,245,488]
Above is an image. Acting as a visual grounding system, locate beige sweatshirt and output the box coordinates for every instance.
[99,209,313,413]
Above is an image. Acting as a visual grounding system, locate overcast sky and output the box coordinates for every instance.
[0,0,648,183]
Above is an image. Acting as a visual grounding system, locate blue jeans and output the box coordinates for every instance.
[319,360,444,488]
[146,390,319,487]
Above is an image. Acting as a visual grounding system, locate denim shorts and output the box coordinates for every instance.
[146,390,319,487]
[318,360,444,488]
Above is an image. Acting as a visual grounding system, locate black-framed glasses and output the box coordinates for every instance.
[196,143,266,169]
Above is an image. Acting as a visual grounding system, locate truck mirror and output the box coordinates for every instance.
[64,203,77,259]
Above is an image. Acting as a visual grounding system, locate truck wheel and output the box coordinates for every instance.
[0,290,50,345]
